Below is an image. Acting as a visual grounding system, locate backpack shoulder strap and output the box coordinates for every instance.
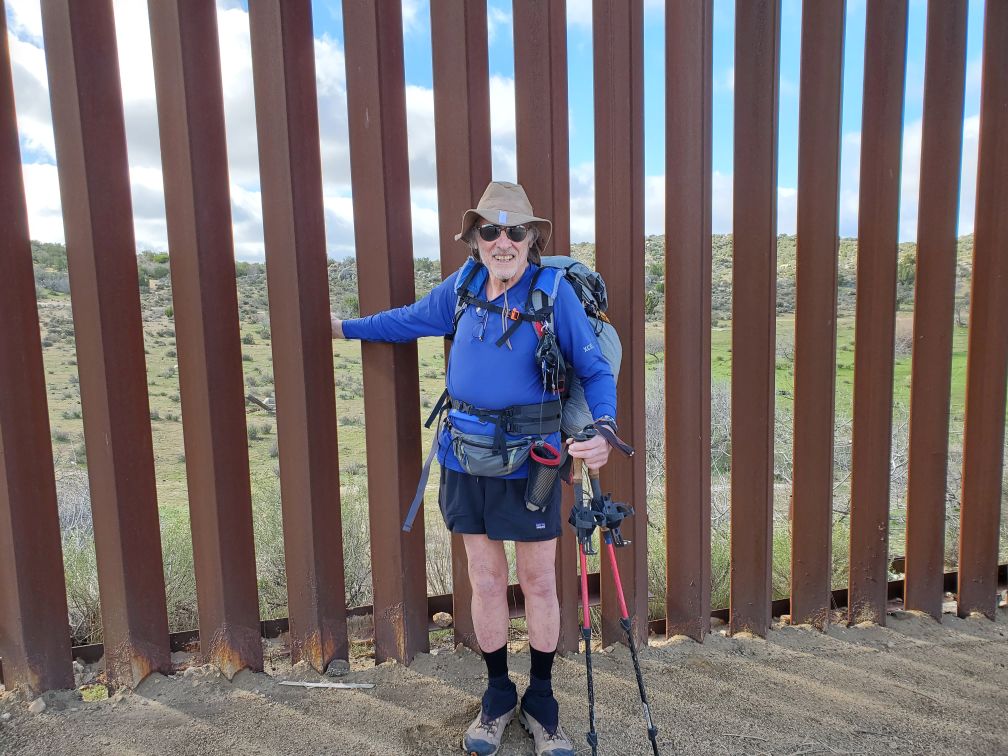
[451,259,488,337]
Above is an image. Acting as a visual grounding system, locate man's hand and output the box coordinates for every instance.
[566,433,611,472]
[331,313,343,339]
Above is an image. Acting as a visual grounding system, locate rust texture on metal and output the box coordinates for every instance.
[429,0,491,653]
[148,0,263,678]
[248,0,349,671]
[39,0,170,686]
[790,1,845,630]
[343,0,428,664]
[958,0,1008,619]
[848,1,909,626]
[512,0,579,655]
[664,0,713,642]
[729,0,781,637]
[431,0,491,274]
[513,0,571,258]
[0,2,74,694]
[904,0,969,621]
[593,0,648,646]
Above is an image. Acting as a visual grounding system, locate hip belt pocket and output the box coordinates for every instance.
[450,428,533,477]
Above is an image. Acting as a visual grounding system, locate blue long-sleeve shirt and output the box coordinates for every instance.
[342,262,617,477]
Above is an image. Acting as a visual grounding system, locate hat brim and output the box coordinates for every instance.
[454,209,553,251]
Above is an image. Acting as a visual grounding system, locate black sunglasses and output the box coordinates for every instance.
[478,223,529,243]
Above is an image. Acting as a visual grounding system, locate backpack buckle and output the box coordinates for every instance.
[508,307,522,321]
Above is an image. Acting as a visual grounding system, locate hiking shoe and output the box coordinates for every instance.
[462,705,517,755]
[519,708,576,756]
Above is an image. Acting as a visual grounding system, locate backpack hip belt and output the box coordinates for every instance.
[402,389,563,533]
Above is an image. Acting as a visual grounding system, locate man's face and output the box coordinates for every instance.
[475,223,531,283]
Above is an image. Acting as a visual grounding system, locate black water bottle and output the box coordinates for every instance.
[525,441,562,511]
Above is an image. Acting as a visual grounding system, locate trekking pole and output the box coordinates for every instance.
[570,453,599,756]
[587,470,660,756]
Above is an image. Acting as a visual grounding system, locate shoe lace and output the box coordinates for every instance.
[477,716,500,735]
[544,723,569,743]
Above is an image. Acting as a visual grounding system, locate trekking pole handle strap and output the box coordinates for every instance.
[590,417,634,457]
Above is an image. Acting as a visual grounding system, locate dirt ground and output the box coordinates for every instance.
[1,606,1006,756]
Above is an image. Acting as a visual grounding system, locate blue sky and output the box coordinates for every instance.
[5,0,988,259]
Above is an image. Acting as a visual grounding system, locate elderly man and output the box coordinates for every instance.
[332,181,616,755]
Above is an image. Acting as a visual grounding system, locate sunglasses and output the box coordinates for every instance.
[478,223,529,243]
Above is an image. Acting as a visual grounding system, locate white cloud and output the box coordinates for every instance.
[8,0,981,263]
[487,7,511,45]
[566,0,593,31]
[489,75,517,182]
[958,114,979,237]
[400,0,423,35]
[838,130,862,238]
[777,186,797,234]
[898,118,923,241]
[4,0,43,42]
[715,67,735,94]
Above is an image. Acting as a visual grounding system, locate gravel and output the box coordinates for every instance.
[0,606,1005,755]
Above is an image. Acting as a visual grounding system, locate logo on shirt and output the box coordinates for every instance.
[582,343,594,353]
[535,522,546,530]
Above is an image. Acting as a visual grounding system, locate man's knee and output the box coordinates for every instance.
[468,562,507,597]
[518,566,557,602]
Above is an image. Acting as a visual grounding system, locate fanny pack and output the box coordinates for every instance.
[401,389,562,531]
[449,427,533,477]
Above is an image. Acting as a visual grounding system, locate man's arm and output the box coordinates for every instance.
[333,273,457,343]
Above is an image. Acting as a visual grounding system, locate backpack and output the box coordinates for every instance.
[451,255,622,438]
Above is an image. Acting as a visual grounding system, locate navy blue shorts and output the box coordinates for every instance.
[438,467,562,542]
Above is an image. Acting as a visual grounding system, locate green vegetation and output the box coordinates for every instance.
[30,235,1004,643]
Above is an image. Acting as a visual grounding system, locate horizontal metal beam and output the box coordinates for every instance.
[13,564,1002,683]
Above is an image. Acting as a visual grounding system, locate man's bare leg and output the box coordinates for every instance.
[515,538,559,651]
[463,533,510,650]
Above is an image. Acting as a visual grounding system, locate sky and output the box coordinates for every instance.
[4,0,988,261]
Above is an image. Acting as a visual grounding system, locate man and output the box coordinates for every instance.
[332,181,617,755]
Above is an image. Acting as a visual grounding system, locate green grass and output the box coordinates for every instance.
[34,249,1005,642]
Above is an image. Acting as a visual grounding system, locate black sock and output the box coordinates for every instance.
[522,646,559,733]
[481,644,516,718]
[529,646,555,683]
[482,644,509,683]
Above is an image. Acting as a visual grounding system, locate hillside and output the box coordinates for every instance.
[31,234,978,323]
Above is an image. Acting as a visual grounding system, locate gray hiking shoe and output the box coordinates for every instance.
[462,705,517,755]
[519,708,576,756]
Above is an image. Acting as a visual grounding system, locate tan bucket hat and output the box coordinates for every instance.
[454,181,553,251]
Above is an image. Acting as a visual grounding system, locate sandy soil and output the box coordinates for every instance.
[1,606,1006,756]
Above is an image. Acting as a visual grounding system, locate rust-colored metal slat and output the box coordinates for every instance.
[248,0,349,671]
[904,0,968,622]
[730,0,781,637]
[148,1,263,677]
[39,0,170,685]
[342,0,428,664]
[514,0,571,258]
[0,2,74,694]
[512,0,579,656]
[664,0,713,642]
[429,0,492,654]
[958,0,1008,620]
[790,0,845,629]
[592,0,648,647]
[848,1,908,627]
